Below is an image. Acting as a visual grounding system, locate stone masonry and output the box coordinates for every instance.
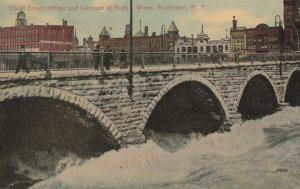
[0,61,299,145]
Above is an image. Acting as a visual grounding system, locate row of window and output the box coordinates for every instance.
[178,45,229,53]
[232,38,245,43]
[248,44,279,50]
[104,38,176,49]
[0,28,70,36]
[0,37,38,43]
[247,37,279,43]
[0,44,73,51]
[0,37,73,43]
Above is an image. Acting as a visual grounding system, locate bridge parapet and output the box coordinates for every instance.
[0,60,299,144]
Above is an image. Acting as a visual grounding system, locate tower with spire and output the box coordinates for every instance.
[73,29,79,49]
[99,26,110,39]
[135,20,145,37]
[15,10,27,26]
[99,26,111,49]
[198,25,209,42]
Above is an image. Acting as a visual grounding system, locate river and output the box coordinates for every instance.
[7,107,300,189]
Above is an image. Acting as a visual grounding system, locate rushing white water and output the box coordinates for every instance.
[30,107,300,189]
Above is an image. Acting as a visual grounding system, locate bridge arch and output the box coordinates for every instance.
[140,74,230,135]
[284,67,300,106]
[0,86,122,143]
[237,71,279,120]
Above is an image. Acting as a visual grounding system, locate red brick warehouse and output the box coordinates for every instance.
[0,10,76,51]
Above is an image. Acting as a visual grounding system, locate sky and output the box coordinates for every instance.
[0,0,284,44]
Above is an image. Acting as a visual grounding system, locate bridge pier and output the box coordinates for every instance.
[278,102,290,111]
[227,112,243,126]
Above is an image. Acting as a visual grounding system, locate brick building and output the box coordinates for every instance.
[98,21,180,52]
[231,16,284,54]
[0,11,75,51]
[230,16,246,54]
[283,0,300,51]
[245,23,284,54]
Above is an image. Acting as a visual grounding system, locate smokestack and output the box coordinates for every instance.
[233,16,237,31]
[144,26,149,36]
[62,19,67,26]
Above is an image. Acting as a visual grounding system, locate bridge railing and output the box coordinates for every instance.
[0,51,300,73]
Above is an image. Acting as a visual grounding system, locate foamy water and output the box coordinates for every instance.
[29,107,300,189]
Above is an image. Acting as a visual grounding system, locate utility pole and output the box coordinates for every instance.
[129,0,133,98]
[161,25,166,52]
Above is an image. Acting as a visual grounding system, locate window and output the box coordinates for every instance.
[182,47,186,52]
[206,46,211,53]
[218,45,223,53]
[193,47,197,53]
[212,46,217,52]
[225,45,229,51]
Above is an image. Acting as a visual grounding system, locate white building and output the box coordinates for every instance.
[175,25,230,62]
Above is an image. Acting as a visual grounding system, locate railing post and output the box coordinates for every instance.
[173,52,176,68]
[280,60,282,77]
[293,52,295,61]
[101,51,104,72]
[47,50,50,73]
[141,53,145,69]
[285,53,287,62]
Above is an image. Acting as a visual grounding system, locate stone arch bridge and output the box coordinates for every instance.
[0,61,300,146]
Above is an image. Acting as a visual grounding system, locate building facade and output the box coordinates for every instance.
[283,0,300,51]
[175,25,230,62]
[230,17,246,54]
[245,23,284,54]
[78,35,97,52]
[98,21,180,52]
[0,11,75,51]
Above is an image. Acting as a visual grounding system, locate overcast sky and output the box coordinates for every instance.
[0,0,283,44]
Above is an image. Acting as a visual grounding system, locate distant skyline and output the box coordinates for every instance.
[0,0,283,44]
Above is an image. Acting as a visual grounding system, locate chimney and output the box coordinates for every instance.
[62,19,67,26]
[125,24,130,37]
[233,16,237,31]
[152,32,156,36]
[144,26,148,36]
